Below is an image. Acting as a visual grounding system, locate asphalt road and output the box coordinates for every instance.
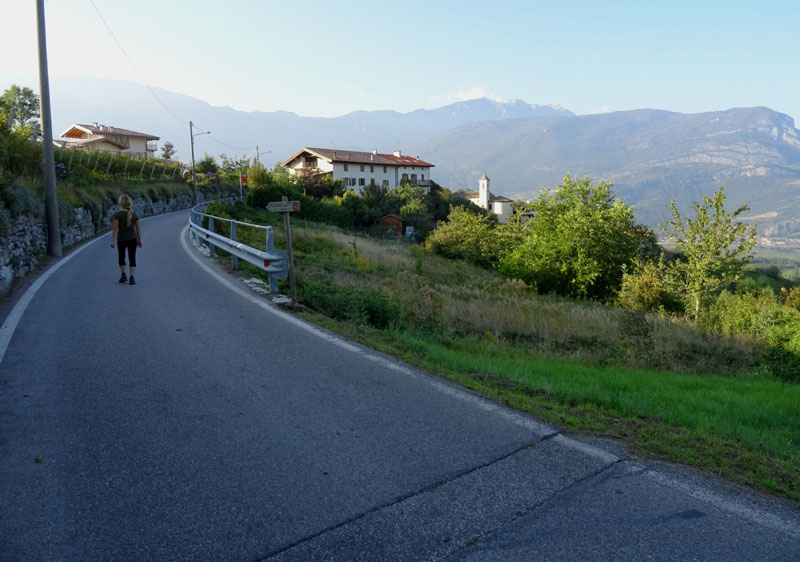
[1,210,798,561]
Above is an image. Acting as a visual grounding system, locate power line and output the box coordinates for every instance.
[89,0,186,124]
[89,1,258,155]
[207,135,257,151]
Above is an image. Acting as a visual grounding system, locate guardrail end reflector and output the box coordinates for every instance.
[264,260,270,267]
[205,234,210,238]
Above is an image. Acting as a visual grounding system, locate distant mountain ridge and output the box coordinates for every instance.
[25,75,800,237]
[410,107,800,237]
[42,76,570,166]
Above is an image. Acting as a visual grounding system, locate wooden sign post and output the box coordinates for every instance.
[266,196,300,306]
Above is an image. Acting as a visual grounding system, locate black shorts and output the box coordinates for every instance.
[117,238,137,267]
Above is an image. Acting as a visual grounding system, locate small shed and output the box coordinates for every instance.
[377,213,403,236]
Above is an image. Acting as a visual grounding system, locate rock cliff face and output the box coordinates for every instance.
[0,193,196,295]
[411,107,800,238]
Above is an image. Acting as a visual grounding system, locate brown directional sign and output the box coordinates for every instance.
[266,200,300,213]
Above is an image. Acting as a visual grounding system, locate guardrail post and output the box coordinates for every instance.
[230,221,238,270]
[208,216,215,257]
[266,226,279,294]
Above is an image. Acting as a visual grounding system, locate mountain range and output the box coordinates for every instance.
[35,76,800,238]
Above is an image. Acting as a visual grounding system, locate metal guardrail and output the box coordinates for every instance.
[189,202,288,293]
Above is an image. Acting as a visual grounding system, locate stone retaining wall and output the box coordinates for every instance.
[0,193,197,295]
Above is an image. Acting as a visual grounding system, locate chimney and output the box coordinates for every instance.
[372,148,378,155]
[393,149,401,157]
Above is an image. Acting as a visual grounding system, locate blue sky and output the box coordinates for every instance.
[2,0,799,122]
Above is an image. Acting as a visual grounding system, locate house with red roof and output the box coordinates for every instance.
[280,147,434,191]
[58,123,160,159]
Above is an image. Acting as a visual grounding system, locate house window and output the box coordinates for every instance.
[488,203,493,211]
[383,166,387,173]
[421,174,425,181]
[359,178,365,186]
[370,165,374,173]
[360,164,365,172]
[382,179,389,187]
[402,173,408,181]
[304,156,317,168]
[411,174,417,184]
[344,164,348,171]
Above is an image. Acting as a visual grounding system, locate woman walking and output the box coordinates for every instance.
[110,194,142,285]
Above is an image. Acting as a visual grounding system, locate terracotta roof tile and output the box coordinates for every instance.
[302,147,434,167]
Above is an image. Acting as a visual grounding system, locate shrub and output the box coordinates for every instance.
[0,180,43,218]
[699,289,800,381]
[298,279,398,328]
[617,259,676,312]
[426,206,496,267]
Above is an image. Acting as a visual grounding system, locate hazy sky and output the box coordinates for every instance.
[2,0,798,123]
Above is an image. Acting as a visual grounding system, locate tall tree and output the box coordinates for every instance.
[195,154,219,174]
[220,153,251,173]
[1,85,40,131]
[160,141,177,161]
[497,175,657,300]
[661,186,757,317]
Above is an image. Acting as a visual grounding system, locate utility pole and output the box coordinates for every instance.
[190,121,198,205]
[189,121,209,205]
[36,0,61,257]
[256,146,270,165]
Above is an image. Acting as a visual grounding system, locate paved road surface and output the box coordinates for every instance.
[1,210,798,561]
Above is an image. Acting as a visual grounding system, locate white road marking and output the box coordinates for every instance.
[645,469,800,539]
[0,238,100,367]
[552,434,620,464]
[180,225,556,438]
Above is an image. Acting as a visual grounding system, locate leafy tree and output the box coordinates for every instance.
[388,182,426,208]
[220,153,251,174]
[333,189,368,225]
[661,186,757,317]
[426,206,498,267]
[160,141,177,161]
[362,182,388,210]
[195,153,219,174]
[497,175,657,300]
[1,85,39,132]
[246,161,272,189]
[296,171,344,199]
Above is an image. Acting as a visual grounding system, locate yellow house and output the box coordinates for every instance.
[58,123,159,159]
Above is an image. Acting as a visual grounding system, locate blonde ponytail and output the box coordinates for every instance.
[118,194,134,227]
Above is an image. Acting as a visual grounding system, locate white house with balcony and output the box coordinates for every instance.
[280,147,434,191]
[456,174,515,224]
[58,123,160,159]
